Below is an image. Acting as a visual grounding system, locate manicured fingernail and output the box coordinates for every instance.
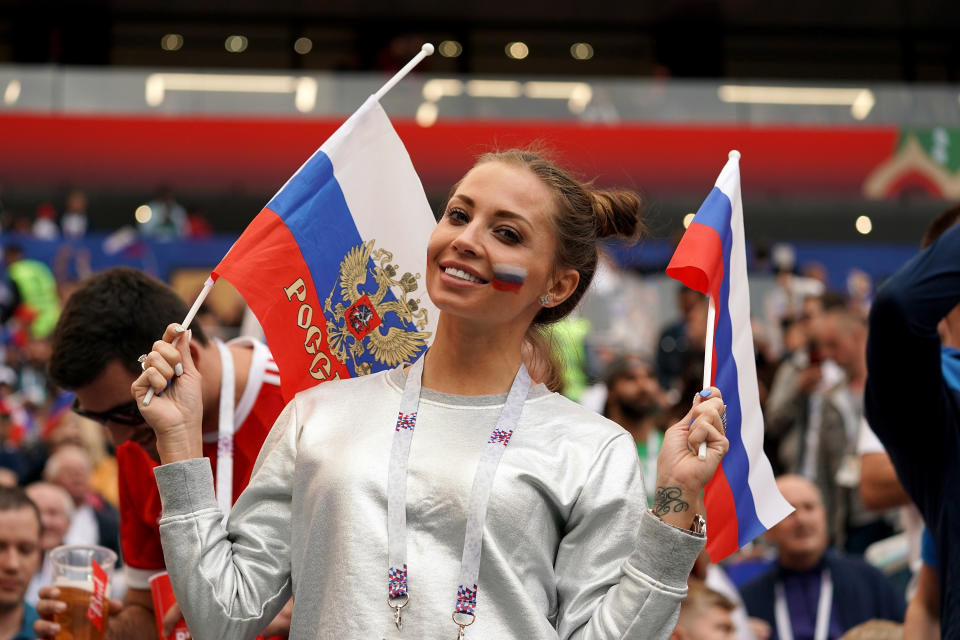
[174,324,186,333]
[699,389,712,398]
[175,363,184,377]
[186,329,192,342]
[698,442,707,460]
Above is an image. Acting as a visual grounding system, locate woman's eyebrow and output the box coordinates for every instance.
[451,193,533,230]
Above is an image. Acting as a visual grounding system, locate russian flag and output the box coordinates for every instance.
[213,96,438,401]
[666,151,793,560]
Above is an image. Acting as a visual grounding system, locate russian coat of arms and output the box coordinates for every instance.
[323,239,431,376]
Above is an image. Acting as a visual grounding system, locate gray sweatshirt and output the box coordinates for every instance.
[155,367,705,640]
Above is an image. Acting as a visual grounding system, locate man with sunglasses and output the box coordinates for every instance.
[36,267,288,640]
[71,398,144,429]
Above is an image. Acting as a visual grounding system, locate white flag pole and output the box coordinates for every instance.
[143,276,214,405]
[698,299,716,459]
[374,43,435,101]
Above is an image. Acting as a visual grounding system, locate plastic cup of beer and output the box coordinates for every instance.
[49,544,117,640]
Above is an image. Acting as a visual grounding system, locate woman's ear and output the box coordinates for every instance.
[546,268,579,307]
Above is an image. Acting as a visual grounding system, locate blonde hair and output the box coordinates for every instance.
[837,620,903,640]
[681,582,736,616]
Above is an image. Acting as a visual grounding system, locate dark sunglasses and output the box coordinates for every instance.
[73,399,145,426]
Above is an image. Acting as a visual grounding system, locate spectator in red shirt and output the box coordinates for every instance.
[34,268,289,640]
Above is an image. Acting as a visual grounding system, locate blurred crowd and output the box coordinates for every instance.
[0,188,214,242]
[0,186,948,640]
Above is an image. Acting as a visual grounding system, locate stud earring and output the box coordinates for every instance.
[539,295,550,307]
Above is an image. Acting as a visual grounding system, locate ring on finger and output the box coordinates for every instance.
[720,406,727,435]
[138,354,148,371]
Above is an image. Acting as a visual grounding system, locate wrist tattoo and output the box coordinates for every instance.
[653,486,690,517]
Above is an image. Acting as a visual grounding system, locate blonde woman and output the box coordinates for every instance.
[132,150,729,640]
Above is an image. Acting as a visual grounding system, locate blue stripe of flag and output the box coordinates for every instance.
[268,150,366,293]
[266,149,412,376]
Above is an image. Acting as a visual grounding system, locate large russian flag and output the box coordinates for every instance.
[213,96,438,401]
[666,151,793,561]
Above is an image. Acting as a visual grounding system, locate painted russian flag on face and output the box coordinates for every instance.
[213,96,439,401]
[666,152,793,561]
[491,264,527,293]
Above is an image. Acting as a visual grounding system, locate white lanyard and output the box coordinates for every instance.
[214,340,236,522]
[385,355,531,637]
[774,568,833,640]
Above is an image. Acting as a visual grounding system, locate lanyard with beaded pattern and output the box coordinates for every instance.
[386,354,531,637]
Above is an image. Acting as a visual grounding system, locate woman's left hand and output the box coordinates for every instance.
[652,387,729,529]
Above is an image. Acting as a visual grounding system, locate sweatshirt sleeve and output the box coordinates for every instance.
[865,222,960,521]
[556,432,705,640]
[154,398,300,640]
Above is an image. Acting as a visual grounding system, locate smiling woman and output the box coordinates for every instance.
[424,150,643,394]
[469,150,643,325]
[136,148,731,640]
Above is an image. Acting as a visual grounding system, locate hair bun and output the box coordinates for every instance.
[590,189,643,240]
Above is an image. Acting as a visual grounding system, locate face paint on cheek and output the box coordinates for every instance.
[491,264,527,293]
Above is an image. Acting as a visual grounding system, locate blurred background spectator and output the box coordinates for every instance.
[139,187,188,239]
[657,286,708,395]
[671,582,739,640]
[42,445,120,558]
[60,190,90,239]
[2,245,60,341]
[597,354,672,506]
[0,486,43,640]
[31,204,58,241]
[23,482,73,606]
[837,620,903,640]
[740,475,904,639]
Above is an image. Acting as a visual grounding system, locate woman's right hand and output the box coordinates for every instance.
[131,323,204,464]
[653,387,729,530]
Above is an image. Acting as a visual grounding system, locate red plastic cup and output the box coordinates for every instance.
[148,572,190,640]
[149,571,279,639]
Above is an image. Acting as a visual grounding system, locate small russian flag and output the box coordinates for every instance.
[491,264,527,293]
[666,151,793,561]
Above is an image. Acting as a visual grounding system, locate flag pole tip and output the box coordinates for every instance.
[728,149,741,160]
[421,43,435,56]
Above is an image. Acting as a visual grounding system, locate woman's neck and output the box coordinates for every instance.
[420,313,527,395]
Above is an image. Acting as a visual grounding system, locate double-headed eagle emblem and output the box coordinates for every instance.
[323,240,431,376]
